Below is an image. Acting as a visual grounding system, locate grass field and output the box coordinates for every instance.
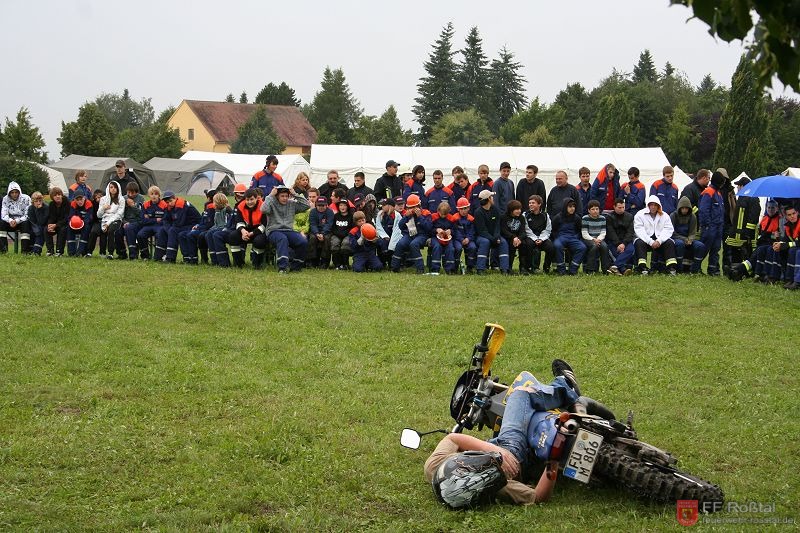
[1,255,798,531]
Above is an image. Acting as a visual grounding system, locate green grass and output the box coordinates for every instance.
[0,256,798,531]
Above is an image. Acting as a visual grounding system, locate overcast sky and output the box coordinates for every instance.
[2,0,796,161]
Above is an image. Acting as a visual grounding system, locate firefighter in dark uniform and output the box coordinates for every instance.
[724,175,761,268]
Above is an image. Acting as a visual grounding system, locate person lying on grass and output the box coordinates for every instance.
[423,360,580,508]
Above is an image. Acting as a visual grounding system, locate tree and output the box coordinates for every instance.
[560,117,593,147]
[554,82,592,125]
[413,22,458,145]
[714,56,774,177]
[592,93,639,147]
[632,50,657,83]
[0,107,47,163]
[769,97,800,170]
[225,93,236,103]
[354,106,414,146]
[499,98,564,145]
[58,103,116,157]
[229,105,286,155]
[429,108,494,147]
[489,46,527,131]
[662,61,676,79]
[305,67,362,145]
[671,0,800,91]
[0,157,49,196]
[239,91,248,104]
[456,27,493,123]
[255,82,301,106]
[94,89,155,132]
[520,125,557,147]
[114,121,184,163]
[659,102,698,169]
[157,106,176,125]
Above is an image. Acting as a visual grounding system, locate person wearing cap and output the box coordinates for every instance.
[524,194,554,274]
[402,165,427,202]
[550,198,586,275]
[227,188,267,268]
[249,155,285,197]
[374,160,403,202]
[112,160,136,195]
[516,165,547,211]
[650,166,679,215]
[425,169,455,214]
[330,198,354,270]
[349,216,383,273]
[473,189,510,274]
[729,200,782,282]
[318,170,348,200]
[261,184,311,273]
[621,167,646,215]
[632,195,678,275]
[68,170,92,202]
[391,194,432,274]
[375,198,401,267]
[670,196,707,273]
[135,186,167,260]
[45,186,70,256]
[590,163,622,213]
[179,189,218,265]
[492,162,515,214]
[698,171,726,275]
[545,170,581,219]
[65,190,93,256]
[724,175,761,268]
[157,191,201,263]
[430,201,457,274]
[309,195,335,268]
[466,164,494,214]
[347,172,373,203]
[0,181,32,254]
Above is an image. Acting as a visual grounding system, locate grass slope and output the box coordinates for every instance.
[0,256,798,531]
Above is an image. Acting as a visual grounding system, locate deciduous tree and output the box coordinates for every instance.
[230,105,286,155]
[430,108,493,147]
[58,103,115,157]
[0,107,47,163]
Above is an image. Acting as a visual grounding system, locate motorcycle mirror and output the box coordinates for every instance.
[400,428,422,449]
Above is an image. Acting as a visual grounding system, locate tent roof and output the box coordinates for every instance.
[180,150,311,185]
[783,167,800,178]
[144,157,234,176]
[50,154,157,190]
[31,162,67,192]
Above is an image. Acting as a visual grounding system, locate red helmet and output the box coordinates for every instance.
[456,197,470,209]
[234,183,247,194]
[405,194,421,208]
[69,215,84,231]
[437,231,452,246]
[360,223,377,241]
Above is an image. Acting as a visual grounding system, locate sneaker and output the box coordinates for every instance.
[552,359,581,396]
[784,281,798,290]
[84,253,92,258]
[46,252,54,257]
[106,254,114,260]
[607,265,621,276]
[640,269,649,276]
[278,269,287,274]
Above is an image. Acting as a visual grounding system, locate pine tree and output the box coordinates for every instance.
[255,82,301,106]
[662,62,675,79]
[659,102,697,169]
[714,56,774,177]
[456,27,492,122]
[306,67,362,145]
[592,93,639,147]
[632,50,657,83]
[489,46,527,132]
[0,107,48,163]
[554,82,592,124]
[230,105,286,155]
[225,94,236,103]
[239,92,248,104]
[413,22,458,145]
[58,103,116,157]
[697,74,716,96]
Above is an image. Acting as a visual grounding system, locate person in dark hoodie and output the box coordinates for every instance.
[374,160,403,202]
[671,195,707,273]
[26,191,49,255]
[606,198,636,275]
[116,182,145,260]
[500,200,534,275]
[551,197,586,275]
[473,190,510,274]
[46,186,70,256]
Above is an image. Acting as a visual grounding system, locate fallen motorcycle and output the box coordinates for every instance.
[401,323,724,508]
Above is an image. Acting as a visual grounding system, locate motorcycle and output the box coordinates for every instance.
[401,323,724,508]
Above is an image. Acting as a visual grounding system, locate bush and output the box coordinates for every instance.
[0,156,50,196]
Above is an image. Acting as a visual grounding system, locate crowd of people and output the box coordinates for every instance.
[2,156,798,287]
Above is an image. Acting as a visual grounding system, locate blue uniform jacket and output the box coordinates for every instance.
[698,186,724,228]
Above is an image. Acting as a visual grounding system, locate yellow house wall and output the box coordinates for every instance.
[168,102,218,153]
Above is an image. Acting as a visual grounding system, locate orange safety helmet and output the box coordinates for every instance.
[456,197,470,209]
[436,230,452,246]
[234,183,247,194]
[360,223,377,241]
[69,215,84,231]
[405,194,421,208]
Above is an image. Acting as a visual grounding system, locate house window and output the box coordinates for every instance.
[188,128,194,140]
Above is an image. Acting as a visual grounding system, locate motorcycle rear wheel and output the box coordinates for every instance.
[595,443,724,509]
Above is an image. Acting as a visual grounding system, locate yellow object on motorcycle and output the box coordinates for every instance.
[481,323,505,377]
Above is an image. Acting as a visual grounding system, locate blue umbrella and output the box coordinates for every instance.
[737,174,800,198]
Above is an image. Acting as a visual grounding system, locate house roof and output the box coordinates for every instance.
[183,100,317,148]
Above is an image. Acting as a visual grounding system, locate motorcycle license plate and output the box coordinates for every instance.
[563,429,603,484]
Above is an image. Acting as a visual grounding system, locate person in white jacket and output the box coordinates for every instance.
[0,181,32,253]
[633,195,678,275]
[95,180,124,259]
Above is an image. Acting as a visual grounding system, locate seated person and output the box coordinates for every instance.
[452,197,477,274]
[157,190,201,263]
[633,195,678,275]
[66,190,93,257]
[764,204,800,284]
[0,181,32,253]
[309,195,335,268]
[524,195,554,274]
[46,187,70,256]
[205,193,234,267]
[376,198,401,267]
[500,200,534,275]
[670,196,707,273]
[580,200,610,274]
[605,198,636,275]
[473,190,510,275]
[27,191,49,255]
[430,201,457,274]
[227,188,267,268]
[349,220,383,273]
[551,198,586,275]
[330,198,354,270]
[730,200,782,282]
[261,184,311,273]
[391,194,432,274]
[136,186,167,260]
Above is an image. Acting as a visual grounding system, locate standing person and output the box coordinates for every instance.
[136,186,167,261]
[292,171,311,198]
[546,170,581,219]
[452,197,477,274]
[0,181,32,253]
[633,196,678,275]
[466,165,494,214]
[581,200,610,274]
[606,198,637,275]
[250,155,284,197]
[45,187,70,256]
[403,165,427,201]
[650,166,679,215]
[716,167,738,276]
[575,167,592,216]
[347,172,373,202]
[515,164,547,209]
[473,190,510,275]
[492,162,515,214]
[112,160,136,194]
[374,160,403,202]
[698,171,726,276]
[621,167,646,215]
[390,194,432,274]
[680,169,710,214]
[425,169,455,213]
[158,190,201,264]
[261,184,311,273]
[318,169,348,199]
[26,191,49,255]
[551,198,586,275]
[449,167,471,205]
[205,193,235,267]
[500,200,534,275]
[590,163,621,213]
[724,176,761,268]
[117,182,145,260]
[524,195,554,274]
[95,181,125,259]
[671,196,707,273]
[68,170,92,201]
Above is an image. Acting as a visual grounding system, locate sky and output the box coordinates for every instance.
[1,0,796,161]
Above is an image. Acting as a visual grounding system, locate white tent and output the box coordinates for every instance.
[782,167,800,178]
[309,145,673,192]
[32,162,67,192]
[180,151,311,187]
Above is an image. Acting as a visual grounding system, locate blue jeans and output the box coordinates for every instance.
[489,377,578,468]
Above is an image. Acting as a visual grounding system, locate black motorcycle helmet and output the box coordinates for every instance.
[432,451,507,509]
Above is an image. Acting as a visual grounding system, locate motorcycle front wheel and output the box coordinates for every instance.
[594,443,724,509]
